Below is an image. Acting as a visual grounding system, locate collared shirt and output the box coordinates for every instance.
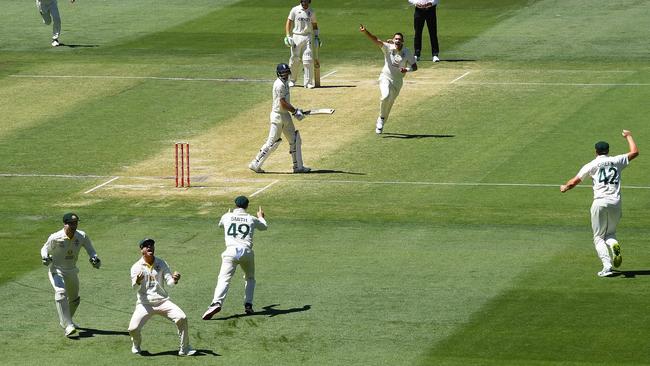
[288,5,317,35]
[130,256,175,305]
[41,228,96,272]
[272,77,290,114]
[379,43,416,82]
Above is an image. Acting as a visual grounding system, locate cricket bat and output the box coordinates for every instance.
[304,109,335,115]
[313,37,321,87]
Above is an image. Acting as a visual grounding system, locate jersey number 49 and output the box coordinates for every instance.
[227,223,251,239]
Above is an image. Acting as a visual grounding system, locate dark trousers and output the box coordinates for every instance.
[413,6,439,57]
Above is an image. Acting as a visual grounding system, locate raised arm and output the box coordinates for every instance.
[359,24,383,47]
[622,130,639,161]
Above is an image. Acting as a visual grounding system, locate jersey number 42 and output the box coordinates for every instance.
[598,167,620,185]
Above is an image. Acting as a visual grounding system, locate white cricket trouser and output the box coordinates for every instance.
[590,199,622,268]
[211,246,256,306]
[253,111,304,169]
[48,268,80,329]
[289,34,314,86]
[128,300,189,351]
[36,0,61,39]
[379,76,403,121]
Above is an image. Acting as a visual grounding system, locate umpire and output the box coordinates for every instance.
[410,0,440,62]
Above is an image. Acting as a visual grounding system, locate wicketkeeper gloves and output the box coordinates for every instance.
[89,256,101,269]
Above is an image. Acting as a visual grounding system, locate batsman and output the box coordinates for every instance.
[285,0,321,88]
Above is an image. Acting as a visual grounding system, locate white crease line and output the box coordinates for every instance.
[450,71,471,84]
[321,70,337,79]
[9,74,273,83]
[84,176,120,194]
[250,180,279,197]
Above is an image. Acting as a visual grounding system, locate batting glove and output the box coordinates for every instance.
[90,256,101,269]
[42,256,52,266]
[293,109,305,121]
[284,36,294,47]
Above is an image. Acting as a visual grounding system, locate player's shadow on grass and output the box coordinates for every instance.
[263,169,365,175]
[139,349,220,357]
[381,132,455,139]
[75,327,129,338]
[214,304,311,320]
[620,270,650,278]
[59,43,99,48]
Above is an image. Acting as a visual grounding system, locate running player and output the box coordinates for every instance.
[560,130,639,277]
[359,24,418,134]
[202,196,268,319]
[41,213,101,337]
[36,0,76,47]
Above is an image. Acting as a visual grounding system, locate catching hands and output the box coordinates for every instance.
[622,130,632,137]
[42,256,52,266]
[359,24,366,33]
[293,108,305,121]
[89,256,101,269]
[172,271,181,284]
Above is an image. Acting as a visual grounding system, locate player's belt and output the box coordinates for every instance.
[416,4,434,9]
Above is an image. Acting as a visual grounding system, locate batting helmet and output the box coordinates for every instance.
[276,63,291,79]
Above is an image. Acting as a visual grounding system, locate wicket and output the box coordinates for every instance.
[174,142,190,187]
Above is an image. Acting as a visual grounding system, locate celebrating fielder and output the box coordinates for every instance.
[41,213,101,337]
[249,63,311,174]
[127,238,196,356]
[285,0,320,89]
[359,24,417,134]
[560,130,639,277]
[202,196,268,319]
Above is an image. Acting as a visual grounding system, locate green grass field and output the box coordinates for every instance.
[2,0,650,365]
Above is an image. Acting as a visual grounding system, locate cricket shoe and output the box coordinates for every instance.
[414,55,419,62]
[248,162,265,173]
[202,302,222,320]
[51,38,60,47]
[375,117,385,134]
[131,344,142,355]
[178,346,197,356]
[612,242,622,268]
[597,267,615,277]
[293,166,311,173]
[244,303,254,314]
[305,83,315,89]
[64,324,77,337]
[433,55,440,62]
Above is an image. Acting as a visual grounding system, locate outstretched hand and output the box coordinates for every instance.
[172,271,181,284]
[359,24,366,33]
[258,206,265,218]
[622,129,632,137]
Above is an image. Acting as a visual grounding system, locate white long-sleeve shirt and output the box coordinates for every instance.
[130,256,176,305]
[41,228,97,273]
[218,208,268,249]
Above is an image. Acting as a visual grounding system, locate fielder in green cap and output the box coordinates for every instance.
[560,130,639,277]
[202,196,268,319]
[40,212,101,337]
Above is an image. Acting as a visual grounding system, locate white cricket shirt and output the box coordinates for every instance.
[41,229,97,273]
[218,208,268,249]
[130,256,175,305]
[380,43,416,82]
[577,154,629,202]
[271,77,290,114]
[288,5,317,35]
